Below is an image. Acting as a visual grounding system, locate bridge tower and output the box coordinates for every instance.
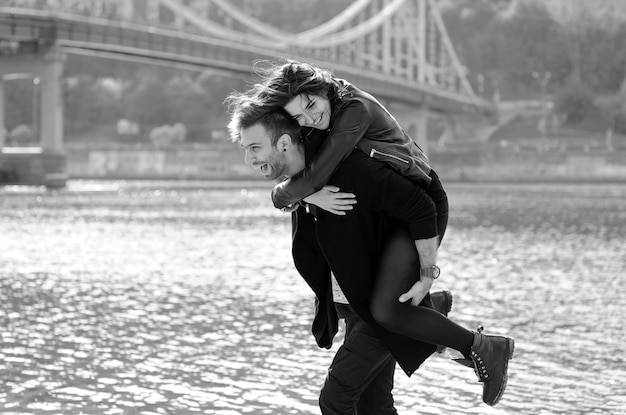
[0,41,66,187]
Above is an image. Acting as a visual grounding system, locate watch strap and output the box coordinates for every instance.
[420,265,440,279]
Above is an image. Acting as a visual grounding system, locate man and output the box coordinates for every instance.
[233,107,456,414]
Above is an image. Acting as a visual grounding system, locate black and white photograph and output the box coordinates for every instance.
[1,1,625,414]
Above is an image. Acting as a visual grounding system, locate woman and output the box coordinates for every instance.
[227,60,514,406]
[251,60,435,210]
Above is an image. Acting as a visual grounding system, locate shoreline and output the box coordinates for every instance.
[3,177,625,195]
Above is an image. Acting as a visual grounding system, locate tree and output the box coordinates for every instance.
[492,1,568,97]
[538,0,626,84]
[554,78,596,125]
[440,0,569,99]
[123,73,178,130]
[595,74,626,135]
[119,70,245,142]
[64,76,120,135]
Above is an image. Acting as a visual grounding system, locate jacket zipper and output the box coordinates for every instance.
[369,148,410,164]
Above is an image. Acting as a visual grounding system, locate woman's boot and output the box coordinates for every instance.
[469,331,515,406]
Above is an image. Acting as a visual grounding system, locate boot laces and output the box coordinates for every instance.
[471,325,489,382]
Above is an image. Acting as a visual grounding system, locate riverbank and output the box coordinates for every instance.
[61,141,626,183]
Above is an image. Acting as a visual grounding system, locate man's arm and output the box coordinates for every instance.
[415,237,438,268]
[397,236,438,305]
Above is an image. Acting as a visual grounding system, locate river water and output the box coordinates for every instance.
[1,180,625,415]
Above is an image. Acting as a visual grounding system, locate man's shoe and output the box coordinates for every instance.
[469,331,515,406]
[430,290,453,353]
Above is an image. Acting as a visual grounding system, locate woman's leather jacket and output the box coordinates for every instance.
[271,79,433,209]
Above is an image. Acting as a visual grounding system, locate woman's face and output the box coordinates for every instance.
[284,93,331,130]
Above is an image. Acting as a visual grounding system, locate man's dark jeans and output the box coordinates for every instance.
[319,304,398,415]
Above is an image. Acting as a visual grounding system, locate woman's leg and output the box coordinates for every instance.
[370,172,514,406]
[371,171,473,354]
[370,225,474,356]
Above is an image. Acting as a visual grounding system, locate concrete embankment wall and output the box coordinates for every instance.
[428,149,626,182]
[0,149,67,186]
[64,143,626,183]
[65,143,253,180]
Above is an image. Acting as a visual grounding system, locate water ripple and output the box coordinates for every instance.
[1,181,625,414]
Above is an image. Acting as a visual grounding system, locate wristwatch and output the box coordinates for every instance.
[420,265,440,279]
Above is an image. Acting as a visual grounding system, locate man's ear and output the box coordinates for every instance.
[276,134,292,152]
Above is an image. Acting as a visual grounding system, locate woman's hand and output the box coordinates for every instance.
[304,186,356,215]
[398,277,433,306]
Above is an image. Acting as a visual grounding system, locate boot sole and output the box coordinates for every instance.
[489,338,515,406]
[442,289,453,315]
[435,290,453,353]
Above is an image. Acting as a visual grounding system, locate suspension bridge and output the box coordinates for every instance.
[0,0,494,186]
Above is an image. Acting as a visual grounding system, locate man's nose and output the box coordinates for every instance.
[244,151,253,165]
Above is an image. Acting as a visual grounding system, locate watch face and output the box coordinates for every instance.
[433,266,440,278]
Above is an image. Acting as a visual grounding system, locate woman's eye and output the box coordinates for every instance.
[306,100,315,110]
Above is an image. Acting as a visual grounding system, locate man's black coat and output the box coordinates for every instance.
[291,137,439,376]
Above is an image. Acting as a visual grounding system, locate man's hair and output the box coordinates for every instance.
[225,92,266,143]
[225,90,302,146]
[256,109,303,147]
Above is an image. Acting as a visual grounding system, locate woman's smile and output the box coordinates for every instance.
[314,113,324,126]
[285,93,331,130]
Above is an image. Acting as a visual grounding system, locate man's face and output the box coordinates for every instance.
[240,123,289,181]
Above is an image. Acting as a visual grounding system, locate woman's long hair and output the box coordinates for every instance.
[252,59,339,108]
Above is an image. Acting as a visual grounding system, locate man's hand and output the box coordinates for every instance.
[398,277,434,306]
[303,186,357,215]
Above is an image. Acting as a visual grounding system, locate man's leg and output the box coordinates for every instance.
[319,306,397,415]
[356,356,397,415]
